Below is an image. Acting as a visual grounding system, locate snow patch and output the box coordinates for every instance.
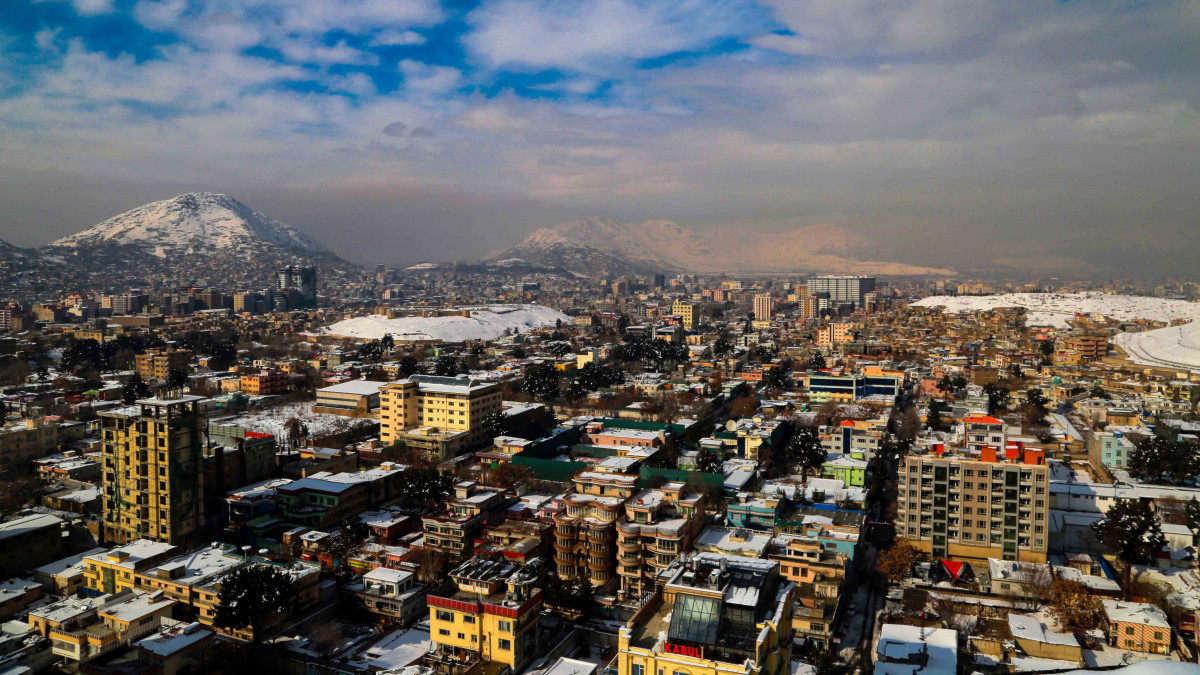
[324,304,571,342]
[914,292,1200,330]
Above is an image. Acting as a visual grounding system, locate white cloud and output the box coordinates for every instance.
[464,0,769,70]
[399,60,461,93]
[371,29,425,46]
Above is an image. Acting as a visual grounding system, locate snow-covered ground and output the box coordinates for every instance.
[1114,322,1200,371]
[214,402,375,439]
[913,293,1200,329]
[324,304,571,342]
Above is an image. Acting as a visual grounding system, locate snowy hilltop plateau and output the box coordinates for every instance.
[323,305,571,342]
[915,292,1200,371]
[485,217,954,276]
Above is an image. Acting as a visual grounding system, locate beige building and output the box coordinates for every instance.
[615,483,705,600]
[379,375,501,461]
[898,445,1050,563]
[554,471,639,593]
[99,395,206,548]
[753,294,774,321]
[816,322,852,348]
[0,417,61,469]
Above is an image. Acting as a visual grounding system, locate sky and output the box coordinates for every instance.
[1,0,1199,272]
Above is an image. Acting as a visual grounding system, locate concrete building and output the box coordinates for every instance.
[672,300,701,330]
[616,483,706,601]
[134,348,191,383]
[427,557,543,673]
[379,375,502,461]
[0,514,64,577]
[0,417,61,470]
[898,445,1050,563]
[314,379,382,417]
[618,554,794,675]
[239,369,288,396]
[99,394,207,547]
[806,276,875,306]
[753,294,774,321]
[554,471,639,593]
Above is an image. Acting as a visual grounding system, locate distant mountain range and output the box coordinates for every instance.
[485,218,955,276]
[0,193,351,297]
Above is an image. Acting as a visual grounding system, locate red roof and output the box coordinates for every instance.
[941,559,965,580]
[964,414,1003,425]
[840,420,856,427]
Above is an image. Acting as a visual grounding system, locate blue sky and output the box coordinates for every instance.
[1,0,1199,269]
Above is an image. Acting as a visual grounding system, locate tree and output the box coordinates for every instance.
[982,382,1010,414]
[876,538,919,584]
[379,333,395,354]
[1090,385,1110,400]
[511,347,526,359]
[489,463,536,492]
[482,410,506,439]
[548,342,571,358]
[521,363,560,401]
[1186,498,1200,545]
[695,446,724,474]
[729,395,758,418]
[397,355,420,377]
[213,565,296,641]
[35,366,49,383]
[398,468,455,509]
[434,355,460,377]
[927,400,947,432]
[327,518,371,563]
[1090,498,1167,593]
[1046,578,1103,629]
[789,426,826,482]
[712,332,734,357]
[121,373,152,404]
[0,475,43,518]
[165,367,190,390]
[762,363,791,392]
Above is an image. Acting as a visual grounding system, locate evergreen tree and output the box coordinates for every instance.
[1090,499,1167,592]
[214,565,296,641]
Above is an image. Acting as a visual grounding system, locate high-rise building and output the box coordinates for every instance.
[276,266,317,308]
[753,293,774,321]
[897,444,1050,563]
[379,375,502,461]
[110,293,148,316]
[99,394,207,548]
[134,348,191,383]
[806,276,876,306]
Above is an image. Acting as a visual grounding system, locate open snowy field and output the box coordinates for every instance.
[913,292,1200,329]
[215,402,375,439]
[324,304,571,342]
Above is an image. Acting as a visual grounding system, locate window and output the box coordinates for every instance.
[439,629,450,636]
[436,610,453,622]
[632,665,645,675]
[463,615,475,624]
[498,638,512,651]
[1126,627,1135,636]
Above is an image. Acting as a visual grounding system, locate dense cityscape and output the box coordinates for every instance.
[4,211,1200,675]
[3,0,1199,674]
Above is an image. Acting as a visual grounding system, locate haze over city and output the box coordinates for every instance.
[2,0,1199,272]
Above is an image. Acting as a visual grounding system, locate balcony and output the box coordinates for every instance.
[554,551,573,567]
[553,539,574,553]
[587,529,614,544]
[617,537,641,551]
[587,557,615,572]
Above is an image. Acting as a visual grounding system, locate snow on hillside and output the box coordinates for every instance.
[324,304,571,342]
[1114,322,1200,371]
[51,192,326,253]
[913,293,1200,329]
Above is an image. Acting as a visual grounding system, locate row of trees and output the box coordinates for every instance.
[1127,436,1200,485]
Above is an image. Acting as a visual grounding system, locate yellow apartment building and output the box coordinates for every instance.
[379,375,502,461]
[428,557,543,673]
[99,394,206,548]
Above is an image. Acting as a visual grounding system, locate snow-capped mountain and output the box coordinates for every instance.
[49,192,327,257]
[487,218,954,276]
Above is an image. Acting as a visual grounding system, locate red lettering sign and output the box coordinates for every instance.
[663,643,703,658]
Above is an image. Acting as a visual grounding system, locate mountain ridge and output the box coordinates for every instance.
[49,192,328,256]
[487,218,955,276]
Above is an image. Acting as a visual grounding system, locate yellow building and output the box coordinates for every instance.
[379,375,502,461]
[619,554,794,675]
[83,540,179,595]
[99,394,207,548]
[753,294,774,321]
[428,557,543,673]
[672,300,701,330]
[134,348,191,382]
